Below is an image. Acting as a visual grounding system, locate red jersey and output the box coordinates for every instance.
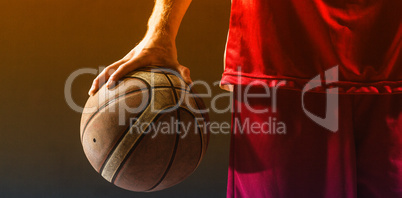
[221,0,402,93]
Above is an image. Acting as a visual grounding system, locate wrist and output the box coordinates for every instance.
[143,29,175,47]
[146,22,177,41]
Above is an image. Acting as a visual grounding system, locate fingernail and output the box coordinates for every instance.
[88,86,94,95]
[107,80,114,89]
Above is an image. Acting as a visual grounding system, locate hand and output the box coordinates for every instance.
[88,35,191,96]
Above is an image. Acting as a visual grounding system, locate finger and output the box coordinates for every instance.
[88,78,99,96]
[88,66,117,95]
[88,59,128,95]
[88,72,106,96]
[177,66,192,84]
[106,59,145,89]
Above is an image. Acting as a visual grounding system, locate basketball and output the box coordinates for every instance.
[80,66,209,192]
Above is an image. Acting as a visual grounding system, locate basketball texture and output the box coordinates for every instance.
[80,66,209,192]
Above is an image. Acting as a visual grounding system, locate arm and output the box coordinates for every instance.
[89,0,192,96]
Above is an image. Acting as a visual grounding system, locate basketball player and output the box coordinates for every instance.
[88,0,402,197]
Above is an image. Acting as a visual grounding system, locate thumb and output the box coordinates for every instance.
[177,65,192,84]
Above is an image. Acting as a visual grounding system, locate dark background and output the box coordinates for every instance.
[0,0,231,197]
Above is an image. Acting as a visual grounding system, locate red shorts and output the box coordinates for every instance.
[227,87,402,198]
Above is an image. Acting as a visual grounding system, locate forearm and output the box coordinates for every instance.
[146,0,192,42]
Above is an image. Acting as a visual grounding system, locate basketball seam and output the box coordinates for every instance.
[146,111,181,191]
[98,77,153,176]
[178,107,204,169]
[98,110,146,176]
[125,66,191,94]
[82,88,183,141]
[185,91,209,166]
[118,81,191,93]
[81,88,147,140]
[109,107,178,185]
[109,111,166,184]
[81,76,150,140]
[145,71,181,191]
[107,70,177,186]
[134,66,190,87]
[109,132,147,184]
